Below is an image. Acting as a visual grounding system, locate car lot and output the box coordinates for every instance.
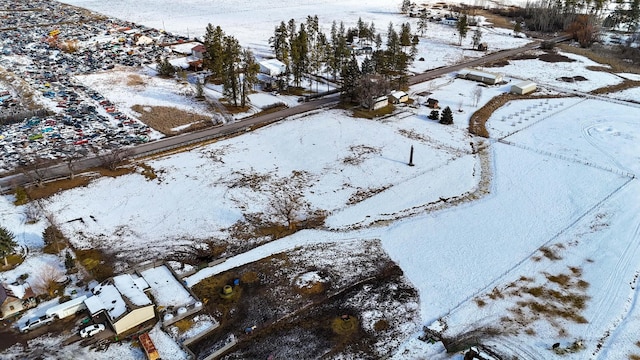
[0,0,189,173]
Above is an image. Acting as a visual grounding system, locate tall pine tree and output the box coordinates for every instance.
[440,106,454,125]
[222,35,241,106]
[0,226,16,267]
[203,24,226,79]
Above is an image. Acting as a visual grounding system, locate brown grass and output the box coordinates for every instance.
[473,9,515,30]
[173,318,194,332]
[630,355,640,360]
[331,315,359,336]
[75,248,115,282]
[351,105,395,119]
[138,163,158,181]
[21,167,135,201]
[131,105,211,135]
[126,74,145,86]
[557,43,640,74]
[474,298,487,307]
[539,246,562,261]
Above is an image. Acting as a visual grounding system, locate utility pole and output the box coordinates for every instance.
[408,145,415,166]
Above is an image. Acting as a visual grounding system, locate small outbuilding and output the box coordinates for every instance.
[510,80,537,95]
[426,98,440,109]
[457,68,504,85]
[371,96,389,110]
[389,90,409,104]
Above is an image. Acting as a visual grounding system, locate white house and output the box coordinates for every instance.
[510,80,537,95]
[259,59,286,77]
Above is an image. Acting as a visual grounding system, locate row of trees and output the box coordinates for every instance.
[268,16,419,105]
[200,24,260,107]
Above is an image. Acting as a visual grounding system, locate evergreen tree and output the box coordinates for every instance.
[240,48,259,107]
[270,22,290,63]
[291,23,309,87]
[64,250,75,271]
[375,33,383,50]
[203,24,225,79]
[341,54,361,101]
[514,21,522,36]
[428,110,440,120]
[400,22,412,47]
[222,35,241,106]
[417,11,429,36]
[361,56,374,75]
[0,226,16,267]
[156,57,175,77]
[440,106,454,125]
[472,27,483,49]
[457,15,469,45]
[401,0,412,14]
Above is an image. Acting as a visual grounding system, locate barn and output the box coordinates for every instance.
[510,80,537,95]
[457,68,504,85]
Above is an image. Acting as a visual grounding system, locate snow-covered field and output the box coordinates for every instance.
[1,0,640,359]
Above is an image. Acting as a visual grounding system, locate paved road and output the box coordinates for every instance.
[0,34,571,190]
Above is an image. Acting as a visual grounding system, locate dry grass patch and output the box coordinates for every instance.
[126,74,145,86]
[173,318,194,332]
[138,163,158,181]
[347,186,390,205]
[21,167,135,200]
[557,43,640,74]
[539,246,562,261]
[590,79,640,96]
[351,105,395,119]
[131,104,211,135]
[473,9,516,30]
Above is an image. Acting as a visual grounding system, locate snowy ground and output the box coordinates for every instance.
[1,0,640,359]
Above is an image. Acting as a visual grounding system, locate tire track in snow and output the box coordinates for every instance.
[591,218,640,359]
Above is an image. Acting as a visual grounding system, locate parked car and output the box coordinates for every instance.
[79,323,105,338]
[20,315,54,333]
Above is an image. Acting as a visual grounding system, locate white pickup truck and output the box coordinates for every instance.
[20,315,53,333]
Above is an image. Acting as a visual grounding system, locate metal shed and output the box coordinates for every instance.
[510,80,537,95]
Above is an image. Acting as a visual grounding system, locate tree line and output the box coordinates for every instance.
[268,16,418,107]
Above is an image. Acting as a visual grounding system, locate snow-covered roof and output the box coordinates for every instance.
[141,265,194,307]
[113,274,151,307]
[167,42,200,55]
[512,80,536,89]
[390,90,408,99]
[457,68,502,80]
[45,295,88,317]
[84,294,105,315]
[88,274,152,320]
[3,283,33,300]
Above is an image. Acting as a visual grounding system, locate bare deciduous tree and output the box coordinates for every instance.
[471,86,482,107]
[355,74,391,110]
[20,158,55,187]
[32,264,65,297]
[92,146,133,171]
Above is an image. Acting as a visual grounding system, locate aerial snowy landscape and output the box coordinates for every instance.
[1,0,640,359]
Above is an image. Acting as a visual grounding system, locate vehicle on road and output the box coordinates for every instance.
[80,323,105,338]
[20,315,53,333]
